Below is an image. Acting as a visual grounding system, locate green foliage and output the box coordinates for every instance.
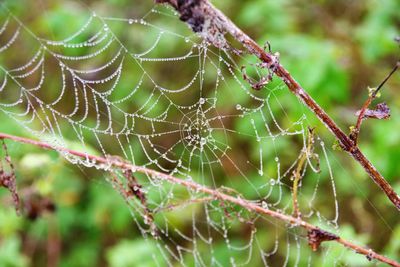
[0,0,399,266]
[0,234,28,267]
[107,239,166,267]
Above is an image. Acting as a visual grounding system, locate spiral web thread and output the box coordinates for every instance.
[0,1,347,266]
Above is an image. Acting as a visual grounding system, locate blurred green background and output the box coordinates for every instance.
[0,0,399,266]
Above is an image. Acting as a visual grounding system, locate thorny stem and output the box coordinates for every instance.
[0,132,398,266]
[353,62,400,145]
[155,0,400,211]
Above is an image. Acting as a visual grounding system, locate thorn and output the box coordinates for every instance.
[307,228,339,251]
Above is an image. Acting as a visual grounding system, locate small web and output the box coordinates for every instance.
[0,1,346,266]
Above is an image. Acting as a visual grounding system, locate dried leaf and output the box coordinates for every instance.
[356,102,390,120]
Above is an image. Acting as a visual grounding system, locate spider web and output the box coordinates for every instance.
[0,1,348,266]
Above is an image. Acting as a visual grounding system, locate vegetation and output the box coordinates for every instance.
[0,0,399,266]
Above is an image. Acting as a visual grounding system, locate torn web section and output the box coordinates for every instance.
[0,1,342,266]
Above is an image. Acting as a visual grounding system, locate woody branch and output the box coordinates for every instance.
[0,132,399,266]
[154,0,400,211]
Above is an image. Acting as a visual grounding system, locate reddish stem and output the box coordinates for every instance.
[353,62,399,145]
[156,0,400,210]
[0,132,399,266]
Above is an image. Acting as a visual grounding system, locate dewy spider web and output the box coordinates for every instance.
[0,1,347,265]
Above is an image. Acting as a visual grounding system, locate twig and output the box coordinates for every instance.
[155,0,400,211]
[0,139,20,214]
[292,127,320,219]
[0,132,398,266]
[351,62,399,145]
[109,169,158,236]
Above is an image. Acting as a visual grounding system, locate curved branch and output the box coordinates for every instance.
[352,62,399,145]
[0,132,398,266]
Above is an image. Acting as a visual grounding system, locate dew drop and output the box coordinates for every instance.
[261,201,268,208]
[200,137,207,146]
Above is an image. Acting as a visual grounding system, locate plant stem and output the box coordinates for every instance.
[353,62,399,145]
[0,132,398,266]
[156,0,400,211]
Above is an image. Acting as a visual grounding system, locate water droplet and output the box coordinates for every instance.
[128,19,134,24]
[200,138,207,146]
[236,104,241,110]
[261,201,268,208]
[270,179,276,185]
